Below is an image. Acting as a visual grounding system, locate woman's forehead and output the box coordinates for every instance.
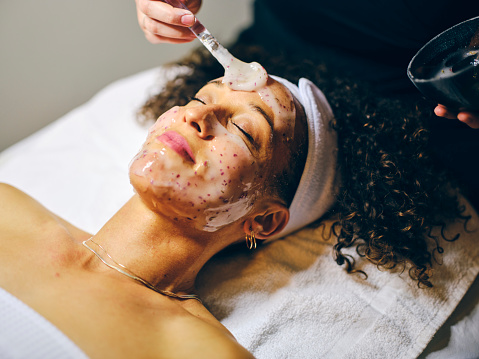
[199,77,297,126]
[202,77,292,99]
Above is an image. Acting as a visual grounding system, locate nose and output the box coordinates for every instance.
[184,105,221,140]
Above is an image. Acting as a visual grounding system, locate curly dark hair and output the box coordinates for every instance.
[137,44,470,287]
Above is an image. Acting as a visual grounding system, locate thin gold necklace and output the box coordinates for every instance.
[82,237,202,303]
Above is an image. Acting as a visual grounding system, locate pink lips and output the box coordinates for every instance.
[157,131,196,163]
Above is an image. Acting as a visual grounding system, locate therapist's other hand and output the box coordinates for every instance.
[434,104,479,129]
[136,0,202,44]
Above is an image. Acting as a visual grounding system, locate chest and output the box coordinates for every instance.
[0,239,206,358]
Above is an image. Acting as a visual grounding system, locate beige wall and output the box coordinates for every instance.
[0,1,253,151]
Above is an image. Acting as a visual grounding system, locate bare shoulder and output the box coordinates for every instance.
[0,183,88,242]
[166,315,255,359]
[0,183,49,230]
[161,300,255,359]
[199,337,255,359]
[0,182,36,203]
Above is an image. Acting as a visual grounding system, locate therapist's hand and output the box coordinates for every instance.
[434,104,479,129]
[136,0,202,44]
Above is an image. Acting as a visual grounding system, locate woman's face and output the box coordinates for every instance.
[129,77,299,232]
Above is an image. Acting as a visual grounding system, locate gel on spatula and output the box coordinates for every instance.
[163,0,268,91]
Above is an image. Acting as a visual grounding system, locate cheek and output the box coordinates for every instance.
[207,122,259,182]
[200,143,260,232]
[148,107,180,135]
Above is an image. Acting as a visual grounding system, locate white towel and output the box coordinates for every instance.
[0,288,88,359]
[197,200,479,358]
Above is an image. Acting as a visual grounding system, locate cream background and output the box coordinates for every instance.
[0,0,253,151]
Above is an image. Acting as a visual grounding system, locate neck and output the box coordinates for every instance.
[84,195,237,296]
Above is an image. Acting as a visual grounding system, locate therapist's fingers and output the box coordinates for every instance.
[434,104,458,119]
[457,111,479,129]
[434,104,479,129]
[136,0,200,44]
[138,0,196,27]
[143,30,195,44]
[142,16,196,43]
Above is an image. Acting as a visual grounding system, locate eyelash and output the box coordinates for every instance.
[189,97,255,144]
[232,122,254,143]
[190,97,206,105]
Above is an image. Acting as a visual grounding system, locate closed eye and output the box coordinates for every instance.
[232,122,255,145]
[190,97,206,105]
[190,96,257,149]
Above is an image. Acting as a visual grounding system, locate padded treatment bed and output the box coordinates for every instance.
[0,66,478,358]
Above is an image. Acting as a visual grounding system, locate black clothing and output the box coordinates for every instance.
[239,0,478,94]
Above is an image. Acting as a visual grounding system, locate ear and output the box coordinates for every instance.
[243,202,289,240]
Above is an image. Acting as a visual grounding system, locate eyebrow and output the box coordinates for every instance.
[205,79,274,130]
[208,79,224,87]
[250,104,274,132]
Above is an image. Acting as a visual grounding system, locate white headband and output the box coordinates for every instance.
[269,76,339,239]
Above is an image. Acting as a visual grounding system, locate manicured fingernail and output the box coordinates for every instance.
[181,13,195,26]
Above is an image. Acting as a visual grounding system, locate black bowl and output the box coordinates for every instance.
[407,16,479,111]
